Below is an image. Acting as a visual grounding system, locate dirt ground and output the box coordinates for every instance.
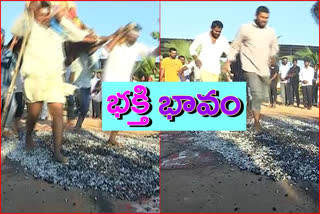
[259,103,319,120]
[1,115,159,213]
[160,104,319,213]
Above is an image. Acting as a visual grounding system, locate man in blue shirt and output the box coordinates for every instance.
[1,28,16,111]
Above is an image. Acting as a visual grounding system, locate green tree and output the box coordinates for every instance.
[151,31,160,40]
[133,56,158,81]
[163,39,194,61]
[132,26,159,81]
[295,48,319,65]
[311,2,319,24]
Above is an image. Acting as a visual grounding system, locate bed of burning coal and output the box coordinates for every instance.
[1,129,159,201]
[188,116,319,183]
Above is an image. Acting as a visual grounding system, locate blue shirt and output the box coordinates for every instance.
[1,47,16,96]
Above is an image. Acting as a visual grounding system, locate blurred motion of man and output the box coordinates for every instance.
[102,26,159,146]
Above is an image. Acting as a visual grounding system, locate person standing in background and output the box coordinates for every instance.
[300,58,314,110]
[269,58,279,108]
[160,48,183,82]
[287,58,300,107]
[312,64,319,107]
[279,57,290,106]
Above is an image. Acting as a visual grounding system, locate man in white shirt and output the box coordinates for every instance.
[102,27,159,146]
[179,60,200,82]
[279,57,291,105]
[300,58,314,110]
[189,20,229,82]
[177,56,190,82]
[102,30,158,82]
[91,71,102,118]
[11,2,95,163]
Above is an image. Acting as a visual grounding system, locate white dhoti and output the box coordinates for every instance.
[24,75,77,104]
[11,17,87,104]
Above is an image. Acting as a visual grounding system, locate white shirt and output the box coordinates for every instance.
[279,63,291,83]
[184,67,191,76]
[102,42,155,82]
[178,64,191,82]
[92,91,102,102]
[187,61,200,80]
[189,32,229,75]
[90,76,100,93]
[300,66,314,86]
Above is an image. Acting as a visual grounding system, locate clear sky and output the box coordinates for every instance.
[161,1,319,46]
[1,1,159,47]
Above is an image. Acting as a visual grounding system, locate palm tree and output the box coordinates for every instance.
[132,56,158,81]
[295,48,319,66]
[132,26,159,81]
[163,39,194,61]
[311,2,319,24]
[151,31,160,40]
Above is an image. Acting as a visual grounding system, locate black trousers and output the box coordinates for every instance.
[67,95,76,120]
[285,83,292,105]
[92,101,102,118]
[92,100,95,118]
[269,83,277,104]
[14,92,25,118]
[286,83,293,105]
[302,86,313,107]
[312,83,318,105]
[1,93,25,118]
[290,81,300,106]
[287,81,300,106]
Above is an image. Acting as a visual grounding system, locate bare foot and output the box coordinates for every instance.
[54,153,68,164]
[107,138,121,147]
[254,121,262,134]
[25,134,35,151]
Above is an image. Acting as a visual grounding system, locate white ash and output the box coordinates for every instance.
[191,116,319,182]
[1,130,159,201]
